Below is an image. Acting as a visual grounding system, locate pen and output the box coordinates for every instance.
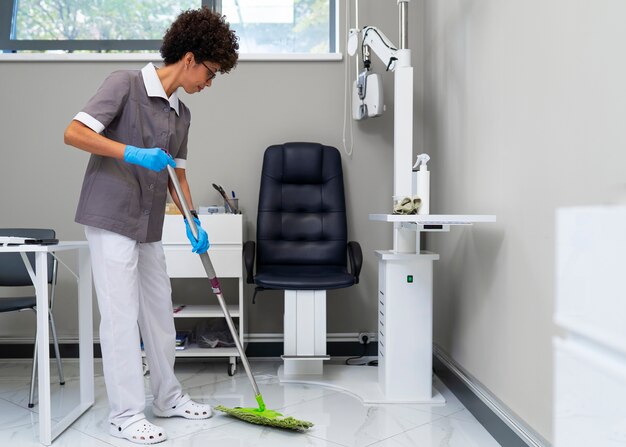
[231,190,236,198]
[173,305,186,314]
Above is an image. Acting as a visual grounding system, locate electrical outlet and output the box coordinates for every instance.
[358,332,370,344]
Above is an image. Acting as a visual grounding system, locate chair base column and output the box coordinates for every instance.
[283,290,328,375]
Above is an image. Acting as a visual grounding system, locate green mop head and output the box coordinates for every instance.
[215,395,313,431]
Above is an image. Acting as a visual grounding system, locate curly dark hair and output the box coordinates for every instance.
[160,7,239,73]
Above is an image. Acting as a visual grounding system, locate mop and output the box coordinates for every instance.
[166,166,314,431]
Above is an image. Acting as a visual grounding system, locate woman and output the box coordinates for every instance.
[64,7,238,445]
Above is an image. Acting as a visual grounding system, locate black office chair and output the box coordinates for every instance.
[243,142,362,374]
[0,228,65,408]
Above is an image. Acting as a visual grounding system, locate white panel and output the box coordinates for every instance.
[393,66,413,198]
[554,338,626,447]
[378,260,386,393]
[556,206,626,355]
[296,291,316,356]
[284,290,297,355]
[162,214,243,244]
[314,290,327,355]
[379,255,434,401]
[164,246,242,278]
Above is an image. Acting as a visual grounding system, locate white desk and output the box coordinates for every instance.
[0,242,93,445]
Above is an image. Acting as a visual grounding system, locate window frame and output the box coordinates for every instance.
[0,0,337,55]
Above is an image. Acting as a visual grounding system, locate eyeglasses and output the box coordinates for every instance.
[200,61,217,81]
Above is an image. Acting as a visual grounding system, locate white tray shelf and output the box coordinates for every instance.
[173,304,240,319]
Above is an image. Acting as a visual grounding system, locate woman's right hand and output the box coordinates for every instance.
[123,146,176,172]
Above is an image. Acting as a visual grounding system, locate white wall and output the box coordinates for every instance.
[424,0,626,442]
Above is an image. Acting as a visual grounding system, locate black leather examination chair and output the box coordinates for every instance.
[243,142,362,375]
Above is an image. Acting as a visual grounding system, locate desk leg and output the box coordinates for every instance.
[35,253,52,446]
[78,248,94,409]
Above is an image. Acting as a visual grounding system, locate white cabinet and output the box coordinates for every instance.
[161,214,244,375]
[554,206,626,446]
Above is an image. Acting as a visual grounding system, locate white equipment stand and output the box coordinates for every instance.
[279,1,496,404]
[279,215,495,404]
[281,290,330,376]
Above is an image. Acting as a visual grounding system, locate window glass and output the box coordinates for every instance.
[13,0,198,41]
[1,0,335,54]
[223,0,333,53]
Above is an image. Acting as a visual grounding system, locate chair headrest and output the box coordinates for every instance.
[265,142,339,184]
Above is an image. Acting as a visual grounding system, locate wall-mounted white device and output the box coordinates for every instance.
[352,70,385,120]
[348,28,389,121]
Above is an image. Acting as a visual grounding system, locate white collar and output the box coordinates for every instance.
[141,63,180,116]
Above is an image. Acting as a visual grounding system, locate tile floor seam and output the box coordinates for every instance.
[67,426,118,447]
[397,404,452,418]
[446,407,472,421]
[166,418,240,440]
[360,409,448,447]
[365,413,449,447]
[177,367,283,391]
[275,388,341,412]
[305,431,351,446]
[0,394,37,414]
[0,421,38,435]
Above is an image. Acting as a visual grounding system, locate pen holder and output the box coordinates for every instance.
[224,198,239,213]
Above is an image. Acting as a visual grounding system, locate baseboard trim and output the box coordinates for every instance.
[433,344,551,447]
[0,339,377,359]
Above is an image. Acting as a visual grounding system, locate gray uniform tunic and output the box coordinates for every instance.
[74,64,190,243]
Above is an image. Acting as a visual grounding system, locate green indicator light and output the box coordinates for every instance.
[407,275,413,283]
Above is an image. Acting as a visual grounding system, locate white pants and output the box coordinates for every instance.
[85,226,182,426]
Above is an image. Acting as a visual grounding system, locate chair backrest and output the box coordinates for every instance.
[0,228,56,286]
[256,142,347,268]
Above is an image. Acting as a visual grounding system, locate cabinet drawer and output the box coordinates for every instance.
[164,246,242,278]
[554,338,626,447]
[162,214,242,244]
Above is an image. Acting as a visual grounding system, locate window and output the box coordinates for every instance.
[223,0,336,54]
[0,0,336,54]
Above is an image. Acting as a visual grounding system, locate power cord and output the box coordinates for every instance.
[345,335,368,365]
[345,334,378,366]
[342,0,355,157]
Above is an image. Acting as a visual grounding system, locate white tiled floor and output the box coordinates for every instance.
[0,358,502,446]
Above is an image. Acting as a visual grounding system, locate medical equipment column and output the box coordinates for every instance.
[377,250,439,401]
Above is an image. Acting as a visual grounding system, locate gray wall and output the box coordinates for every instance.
[0,2,412,339]
[424,0,626,443]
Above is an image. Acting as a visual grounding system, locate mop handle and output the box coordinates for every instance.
[166,166,262,399]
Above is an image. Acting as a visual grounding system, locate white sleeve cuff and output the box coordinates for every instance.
[174,158,187,169]
[73,112,105,134]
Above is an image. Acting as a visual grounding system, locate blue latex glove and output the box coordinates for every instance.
[184,217,210,254]
[123,145,176,172]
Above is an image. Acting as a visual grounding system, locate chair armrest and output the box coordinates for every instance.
[347,241,363,284]
[243,241,256,284]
